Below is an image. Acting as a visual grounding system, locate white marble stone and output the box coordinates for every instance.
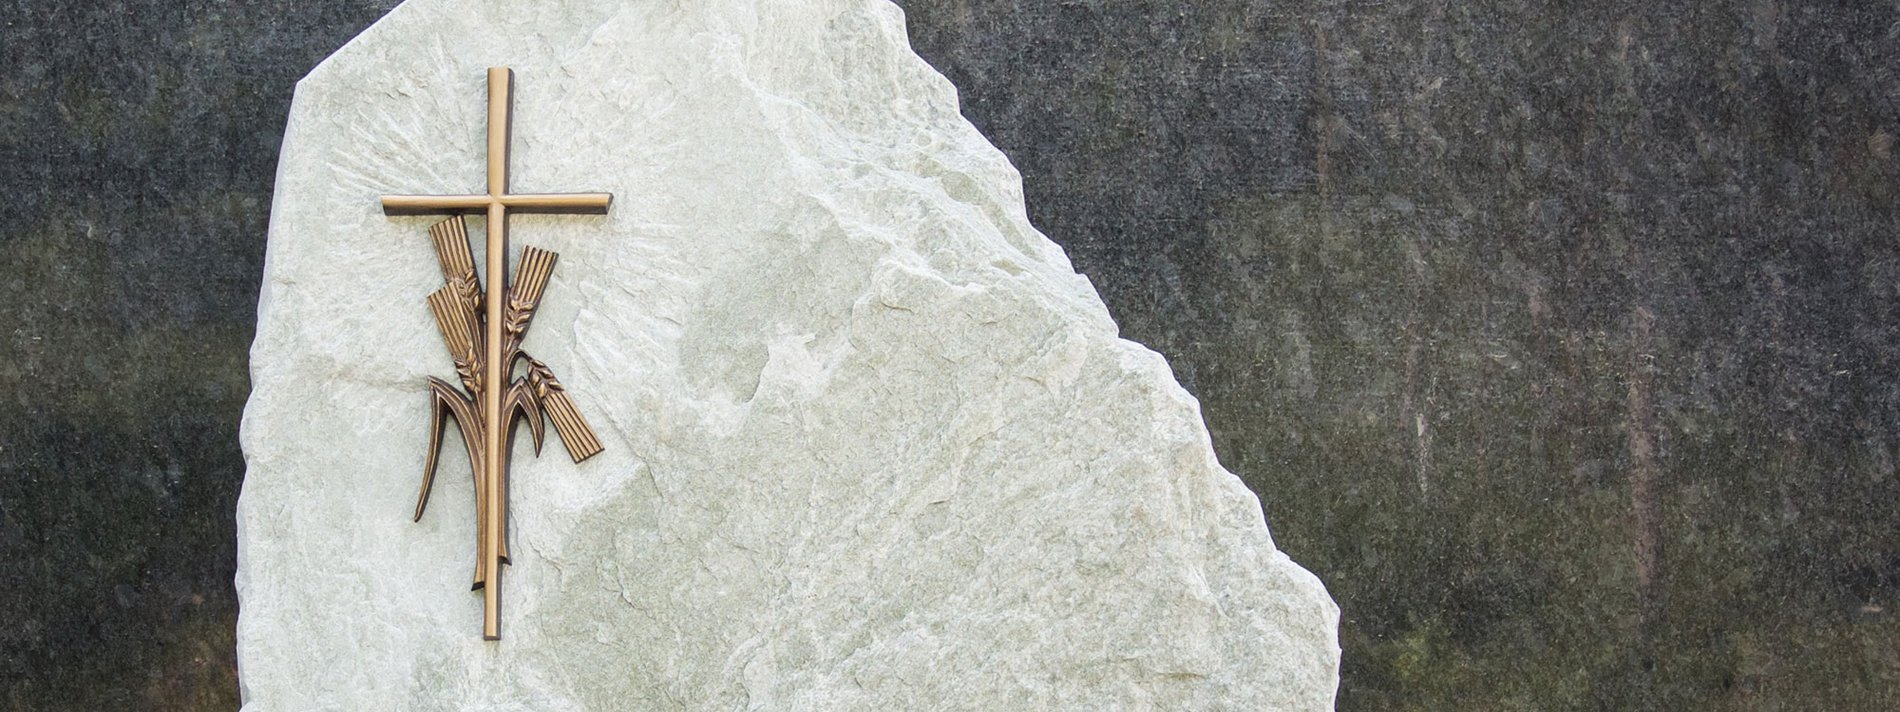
[238,0,1339,708]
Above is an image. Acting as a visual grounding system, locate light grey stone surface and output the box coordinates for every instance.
[237,0,1339,708]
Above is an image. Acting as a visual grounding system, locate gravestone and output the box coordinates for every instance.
[236,0,1339,708]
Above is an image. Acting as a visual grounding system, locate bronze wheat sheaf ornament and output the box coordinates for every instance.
[380,67,611,640]
[414,215,603,569]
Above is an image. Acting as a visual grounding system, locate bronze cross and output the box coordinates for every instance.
[381,67,610,640]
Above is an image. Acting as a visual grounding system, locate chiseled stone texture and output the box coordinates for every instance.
[237,0,1339,708]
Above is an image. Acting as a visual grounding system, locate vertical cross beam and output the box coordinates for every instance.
[381,67,611,640]
[479,67,511,644]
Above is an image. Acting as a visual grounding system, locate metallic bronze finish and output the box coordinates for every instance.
[381,67,611,641]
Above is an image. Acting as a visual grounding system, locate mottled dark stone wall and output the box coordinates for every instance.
[2,1,1896,709]
[897,2,1900,708]
[0,4,398,708]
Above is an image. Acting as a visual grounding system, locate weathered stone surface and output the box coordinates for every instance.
[237,0,1339,709]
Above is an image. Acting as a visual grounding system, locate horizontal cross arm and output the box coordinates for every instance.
[501,193,612,214]
[382,194,492,214]
[380,193,612,216]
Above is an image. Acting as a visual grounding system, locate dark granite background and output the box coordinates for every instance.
[2,1,1896,709]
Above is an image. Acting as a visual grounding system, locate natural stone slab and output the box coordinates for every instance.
[237,0,1339,708]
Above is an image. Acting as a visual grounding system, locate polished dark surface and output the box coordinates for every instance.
[1,4,400,708]
[2,1,1896,709]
